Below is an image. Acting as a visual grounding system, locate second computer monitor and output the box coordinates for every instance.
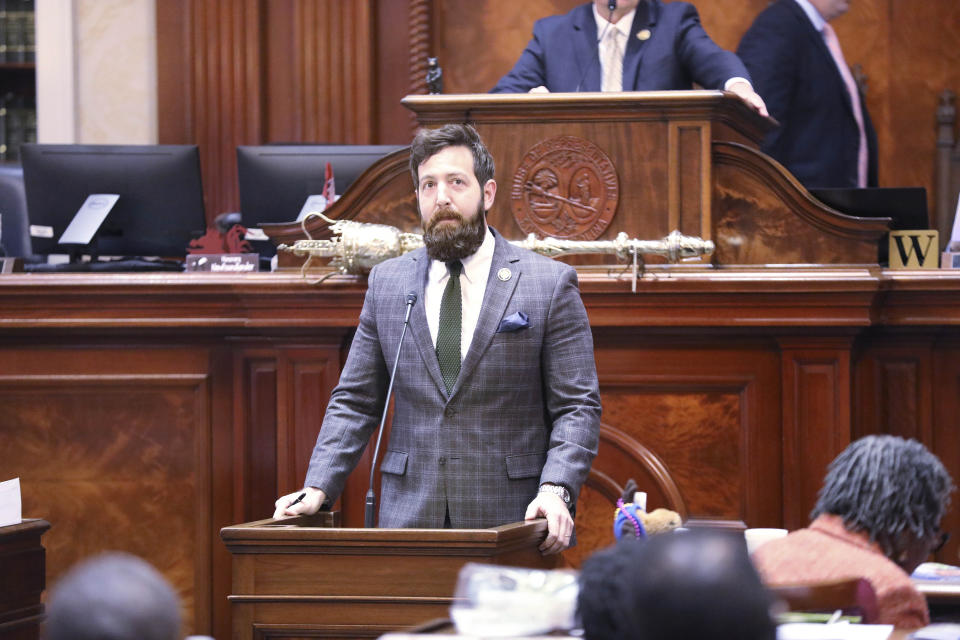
[236,144,405,226]
[21,143,206,258]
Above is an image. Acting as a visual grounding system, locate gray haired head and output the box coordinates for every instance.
[812,435,953,559]
[45,552,181,640]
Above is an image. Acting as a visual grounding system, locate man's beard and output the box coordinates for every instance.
[422,201,487,262]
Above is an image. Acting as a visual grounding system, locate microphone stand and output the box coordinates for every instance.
[365,292,417,527]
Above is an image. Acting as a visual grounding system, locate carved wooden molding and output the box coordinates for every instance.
[596,422,688,520]
[407,0,432,132]
[714,142,889,239]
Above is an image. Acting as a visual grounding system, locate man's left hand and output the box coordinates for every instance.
[525,492,574,555]
[727,80,769,117]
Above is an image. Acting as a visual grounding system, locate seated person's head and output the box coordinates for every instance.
[577,530,776,640]
[44,552,181,640]
[812,435,953,573]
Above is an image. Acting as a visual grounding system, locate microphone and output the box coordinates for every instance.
[608,0,617,11]
[365,292,418,527]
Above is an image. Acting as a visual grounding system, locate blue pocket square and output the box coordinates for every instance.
[497,311,530,333]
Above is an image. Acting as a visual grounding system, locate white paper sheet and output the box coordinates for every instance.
[949,193,960,250]
[0,477,22,527]
[778,622,894,640]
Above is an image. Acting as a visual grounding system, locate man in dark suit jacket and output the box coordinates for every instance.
[737,0,878,188]
[275,124,602,555]
[491,0,767,115]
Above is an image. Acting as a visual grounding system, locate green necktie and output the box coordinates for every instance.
[436,260,462,394]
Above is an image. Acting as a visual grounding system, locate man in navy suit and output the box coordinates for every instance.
[491,0,767,115]
[275,124,602,555]
[737,0,878,188]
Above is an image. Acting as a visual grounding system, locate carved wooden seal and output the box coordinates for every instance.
[510,136,619,240]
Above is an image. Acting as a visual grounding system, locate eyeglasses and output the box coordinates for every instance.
[932,531,950,554]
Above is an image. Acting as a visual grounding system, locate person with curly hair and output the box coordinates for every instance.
[752,435,953,629]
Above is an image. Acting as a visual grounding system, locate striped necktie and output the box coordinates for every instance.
[436,260,462,394]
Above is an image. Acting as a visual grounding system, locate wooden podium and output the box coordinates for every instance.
[264,91,887,268]
[221,515,557,640]
[0,519,50,640]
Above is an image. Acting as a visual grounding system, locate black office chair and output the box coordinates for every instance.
[0,165,32,257]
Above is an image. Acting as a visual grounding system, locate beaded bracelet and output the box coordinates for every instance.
[613,497,647,541]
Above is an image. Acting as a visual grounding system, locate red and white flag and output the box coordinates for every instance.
[322,162,336,209]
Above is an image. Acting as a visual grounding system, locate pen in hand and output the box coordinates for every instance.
[289,492,306,509]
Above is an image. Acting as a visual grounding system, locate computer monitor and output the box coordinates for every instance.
[809,187,930,230]
[236,144,405,226]
[21,144,206,259]
[810,187,929,265]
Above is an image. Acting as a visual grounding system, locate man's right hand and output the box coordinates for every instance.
[273,486,327,519]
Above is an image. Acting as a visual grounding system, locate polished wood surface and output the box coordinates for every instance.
[221,518,555,640]
[3,268,960,635]
[0,519,50,640]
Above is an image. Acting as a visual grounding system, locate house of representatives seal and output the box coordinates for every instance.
[510,136,619,240]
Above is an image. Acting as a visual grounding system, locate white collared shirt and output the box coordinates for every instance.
[425,226,496,360]
[594,4,636,91]
[792,0,827,32]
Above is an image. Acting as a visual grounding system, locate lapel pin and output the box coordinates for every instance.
[497,268,512,282]
[637,29,651,41]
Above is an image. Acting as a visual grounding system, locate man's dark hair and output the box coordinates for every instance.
[45,552,181,640]
[408,123,495,188]
[812,434,953,559]
[577,531,776,640]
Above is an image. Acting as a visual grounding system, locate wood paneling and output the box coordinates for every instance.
[264,1,374,144]
[778,338,853,530]
[594,334,781,530]
[0,350,212,634]
[157,0,379,221]
[6,269,960,633]
[933,341,960,567]
[854,338,934,443]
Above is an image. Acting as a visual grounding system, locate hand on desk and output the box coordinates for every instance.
[727,79,769,117]
[273,486,327,519]
[525,491,573,555]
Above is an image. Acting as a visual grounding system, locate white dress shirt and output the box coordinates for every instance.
[594,5,635,92]
[425,226,496,360]
[592,3,748,92]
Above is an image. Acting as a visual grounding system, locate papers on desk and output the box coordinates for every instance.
[777,622,893,640]
[913,562,960,582]
[0,477,22,527]
[912,623,960,640]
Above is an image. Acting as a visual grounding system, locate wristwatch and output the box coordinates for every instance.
[539,483,571,505]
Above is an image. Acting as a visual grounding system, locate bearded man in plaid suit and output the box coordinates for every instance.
[275,124,601,554]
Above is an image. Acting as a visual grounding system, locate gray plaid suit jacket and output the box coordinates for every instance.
[304,228,601,528]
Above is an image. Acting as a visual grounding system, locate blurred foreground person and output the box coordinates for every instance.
[578,530,776,640]
[753,435,953,629]
[45,552,181,640]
